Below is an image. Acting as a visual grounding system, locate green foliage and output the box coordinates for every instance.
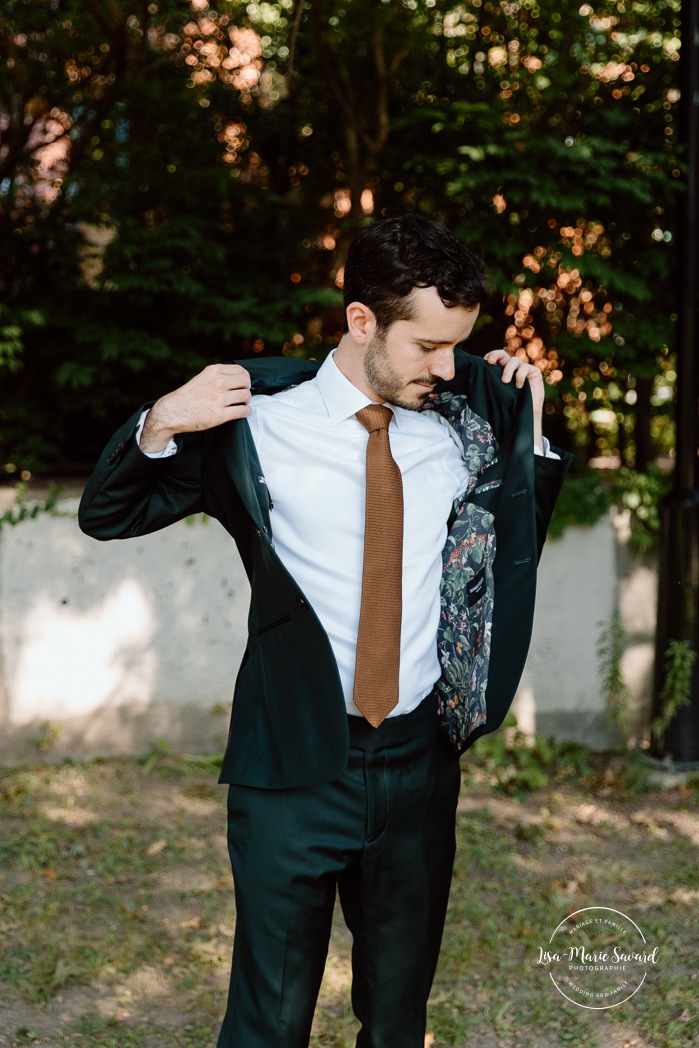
[29,721,62,756]
[0,305,45,373]
[614,463,672,552]
[547,467,613,538]
[0,407,61,477]
[597,618,631,735]
[0,483,68,529]
[468,712,594,794]
[140,740,223,778]
[548,463,672,547]
[0,0,681,472]
[14,1032,40,1046]
[651,639,698,745]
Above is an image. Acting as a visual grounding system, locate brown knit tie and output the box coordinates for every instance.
[353,404,404,727]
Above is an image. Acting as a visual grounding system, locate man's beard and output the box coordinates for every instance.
[363,330,436,411]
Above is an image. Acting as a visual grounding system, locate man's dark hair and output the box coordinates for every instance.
[342,214,488,331]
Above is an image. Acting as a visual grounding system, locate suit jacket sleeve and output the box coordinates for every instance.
[78,406,206,540]
[533,450,570,562]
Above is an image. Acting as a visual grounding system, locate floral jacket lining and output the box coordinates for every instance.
[427,391,500,750]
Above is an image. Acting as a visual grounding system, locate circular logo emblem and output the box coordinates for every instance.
[537,906,659,1009]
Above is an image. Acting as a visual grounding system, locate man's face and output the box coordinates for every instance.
[362,286,480,410]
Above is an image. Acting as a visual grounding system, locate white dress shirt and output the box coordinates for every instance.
[247,352,470,716]
[137,352,557,717]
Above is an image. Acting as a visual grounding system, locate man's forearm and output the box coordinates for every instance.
[139,402,178,454]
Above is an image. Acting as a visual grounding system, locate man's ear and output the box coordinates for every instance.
[345,302,377,345]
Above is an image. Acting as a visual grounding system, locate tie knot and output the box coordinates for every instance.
[356,404,393,434]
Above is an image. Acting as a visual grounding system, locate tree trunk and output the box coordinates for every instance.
[634,375,654,470]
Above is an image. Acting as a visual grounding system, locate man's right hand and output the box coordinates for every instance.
[139,363,252,453]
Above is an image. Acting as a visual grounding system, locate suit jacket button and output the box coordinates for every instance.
[296,597,308,609]
[107,440,125,465]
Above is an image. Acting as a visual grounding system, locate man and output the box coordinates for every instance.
[79,215,569,1047]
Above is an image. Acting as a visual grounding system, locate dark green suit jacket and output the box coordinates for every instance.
[79,351,569,788]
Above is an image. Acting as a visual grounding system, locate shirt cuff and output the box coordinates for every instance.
[136,410,178,458]
[534,437,560,460]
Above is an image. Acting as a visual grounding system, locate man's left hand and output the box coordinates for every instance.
[484,349,545,450]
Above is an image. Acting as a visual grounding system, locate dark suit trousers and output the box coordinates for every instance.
[216,697,461,1048]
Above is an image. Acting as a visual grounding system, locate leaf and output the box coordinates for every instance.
[180,915,202,929]
[146,838,168,857]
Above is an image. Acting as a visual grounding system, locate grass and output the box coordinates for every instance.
[0,741,697,1048]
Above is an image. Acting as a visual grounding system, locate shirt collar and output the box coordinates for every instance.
[316,350,403,430]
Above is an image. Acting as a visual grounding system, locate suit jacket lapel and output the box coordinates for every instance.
[212,416,271,537]
[221,356,322,540]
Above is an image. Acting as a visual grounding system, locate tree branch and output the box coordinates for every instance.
[286,0,305,96]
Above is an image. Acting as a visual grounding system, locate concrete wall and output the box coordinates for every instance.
[0,496,657,764]
[515,511,657,750]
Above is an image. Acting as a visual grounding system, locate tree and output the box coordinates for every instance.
[0,0,680,475]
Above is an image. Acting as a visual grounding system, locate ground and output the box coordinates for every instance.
[0,741,697,1048]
